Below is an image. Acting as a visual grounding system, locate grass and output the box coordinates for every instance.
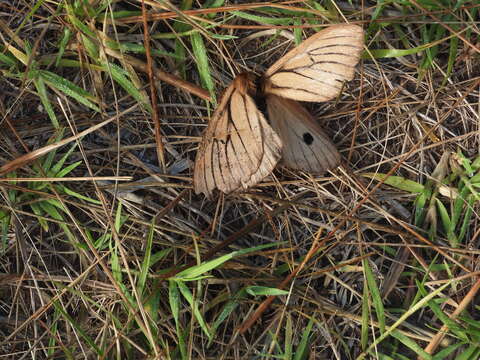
[1,0,480,359]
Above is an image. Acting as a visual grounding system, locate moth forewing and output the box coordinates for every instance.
[262,24,364,103]
[266,94,340,174]
[193,73,282,197]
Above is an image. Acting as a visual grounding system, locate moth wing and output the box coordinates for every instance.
[263,24,364,102]
[194,74,283,197]
[266,94,340,173]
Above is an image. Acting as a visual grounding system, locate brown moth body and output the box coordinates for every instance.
[194,24,364,196]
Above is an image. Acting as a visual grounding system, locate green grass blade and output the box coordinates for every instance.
[435,199,457,247]
[177,281,211,339]
[363,258,385,334]
[293,317,314,360]
[458,195,475,244]
[443,32,459,86]
[56,27,72,67]
[61,186,101,204]
[417,281,467,340]
[105,62,151,111]
[174,254,232,281]
[361,278,370,351]
[29,202,49,231]
[432,343,467,360]
[40,70,100,111]
[0,48,18,67]
[190,33,215,102]
[50,141,78,175]
[454,344,480,360]
[40,127,64,173]
[390,330,432,359]
[33,75,59,128]
[54,161,81,178]
[363,173,424,193]
[245,286,289,296]
[232,10,293,25]
[209,288,247,345]
[137,220,154,295]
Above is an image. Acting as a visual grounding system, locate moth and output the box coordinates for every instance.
[194,24,364,197]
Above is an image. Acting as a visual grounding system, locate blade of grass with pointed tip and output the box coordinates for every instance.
[443,29,459,86]
[33,75,59,128]
[137,220,154,295]
[40,199,66,220]
[208,288,248,346]
[458,195,475,244]
[293,18,302,45]
[40,70,100,111]
[293,317,314,360]
[436,199,459,247]
[363,258,385,334]
[50,141,78,173]
[177,280,211,340]
[363,173,424,193]
[175,242,278,281]
[432,343,466,360]
[174,252,234,281]
[231,10,293,25]
[168,280,187,359]
[452,184,469,229]
[54,161,81,178]
[361,278,370,351]
[61,186,101,204]
[365,42,437,60]
[30,202,49,231]
[245,286,289,296]
[190,32,215,102]
[173,0,193,79]
[110,202,123,283]
[40,128,64,173]
[56,27,72,66]
[391,330,433,359]
[104,62,151,111]
[0,49,17,67]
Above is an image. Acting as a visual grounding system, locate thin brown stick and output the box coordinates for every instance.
[422,277,480,358]
[141,0,166,171]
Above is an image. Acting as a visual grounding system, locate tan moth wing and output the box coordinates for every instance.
[194,73,283,197]
[266,94,340,173]
[262,24,364,102]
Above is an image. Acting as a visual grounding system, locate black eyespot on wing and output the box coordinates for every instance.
[303,132,314,145]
